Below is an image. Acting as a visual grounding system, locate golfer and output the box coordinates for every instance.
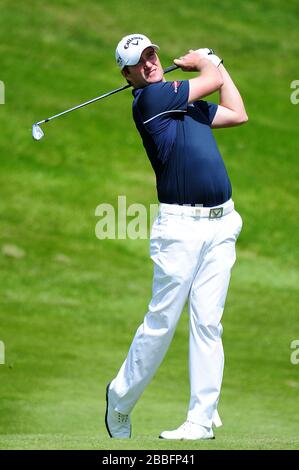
[105,34,248,440]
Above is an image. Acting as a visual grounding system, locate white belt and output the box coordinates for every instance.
[159,199,234,219]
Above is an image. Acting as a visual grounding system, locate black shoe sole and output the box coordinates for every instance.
[105,382,132,438]
[105,382,112,438]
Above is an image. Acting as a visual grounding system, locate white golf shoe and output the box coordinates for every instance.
[105,383,131,438]
[159,420,214,440]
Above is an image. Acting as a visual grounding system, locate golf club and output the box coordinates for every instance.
[32,64,179,141]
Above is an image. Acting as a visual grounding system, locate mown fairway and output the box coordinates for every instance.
[1,0,299,450]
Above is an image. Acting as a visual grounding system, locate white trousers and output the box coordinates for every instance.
[109,200,242,428]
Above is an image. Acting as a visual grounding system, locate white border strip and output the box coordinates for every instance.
[143,109,187,124]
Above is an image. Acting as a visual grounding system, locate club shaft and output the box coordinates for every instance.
[36,64,179,126]
[163,64,179,74]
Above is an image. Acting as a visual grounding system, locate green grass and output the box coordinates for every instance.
[1,434,299,450]
[1,0,299,450]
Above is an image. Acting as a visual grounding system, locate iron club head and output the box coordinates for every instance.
[32,123,44,141]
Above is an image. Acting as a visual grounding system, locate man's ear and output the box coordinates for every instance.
[122,67,131,85]
[122,67,130,80]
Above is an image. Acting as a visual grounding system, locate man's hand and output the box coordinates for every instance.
[174,51,210,72]
[194,48,223,67]
[174,51,223,103]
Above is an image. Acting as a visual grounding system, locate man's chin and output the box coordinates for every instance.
[146,74,163,84]
[145,68,162,81]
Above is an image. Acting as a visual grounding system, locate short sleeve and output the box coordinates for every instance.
[193,100,218,125]
[137,80,189,124]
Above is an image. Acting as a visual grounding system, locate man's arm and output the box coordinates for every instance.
[211,64,248,128]
[174,51,224,103]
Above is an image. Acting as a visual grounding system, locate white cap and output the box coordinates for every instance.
[115,34,159,70]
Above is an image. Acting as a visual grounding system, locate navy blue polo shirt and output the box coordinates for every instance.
[132,80,232,207]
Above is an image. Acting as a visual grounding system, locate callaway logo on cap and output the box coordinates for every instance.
[115,34,160,70]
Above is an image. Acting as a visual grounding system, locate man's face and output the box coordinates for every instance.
[122,47,164,88]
